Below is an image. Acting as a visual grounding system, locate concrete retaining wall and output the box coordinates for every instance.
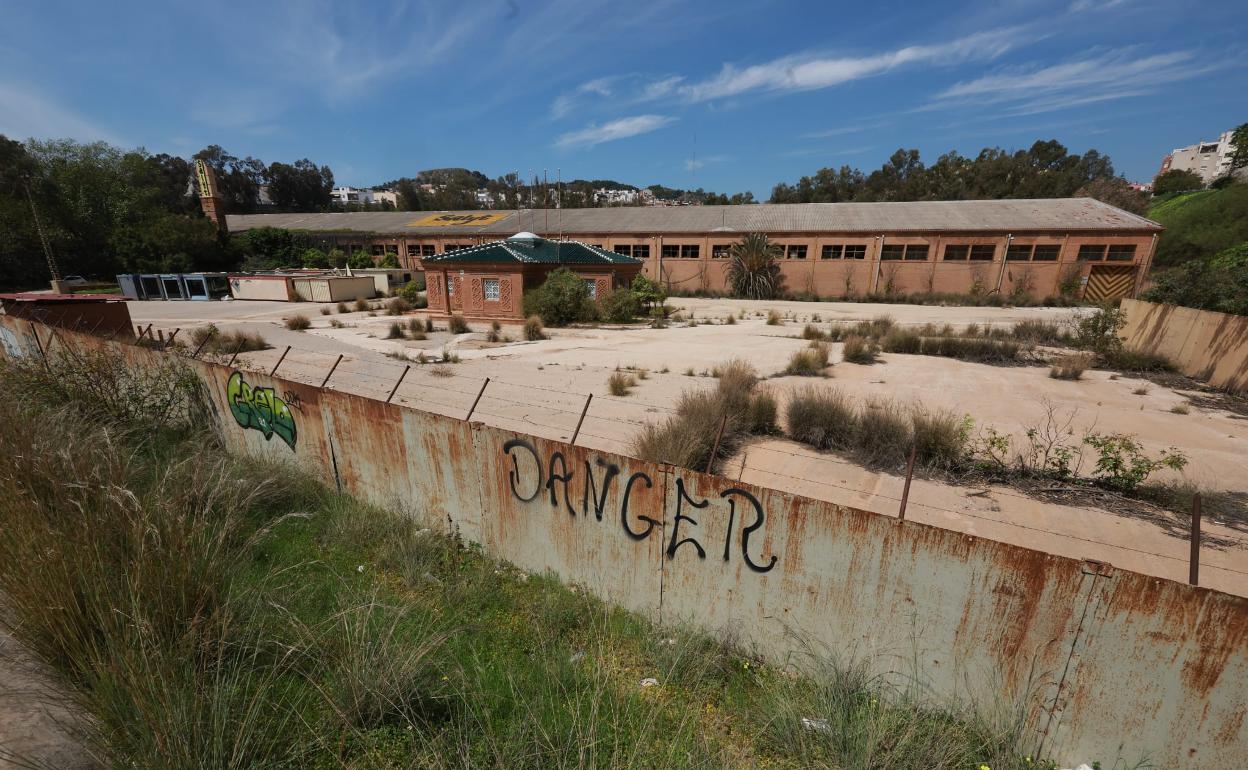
[2,315,1244,769]
[1121,298,1248,393]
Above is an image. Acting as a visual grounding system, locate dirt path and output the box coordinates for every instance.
[0,623,94,770]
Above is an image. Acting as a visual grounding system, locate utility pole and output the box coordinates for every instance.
[23,178,62,292]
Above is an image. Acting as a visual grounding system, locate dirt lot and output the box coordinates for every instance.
[127,296,1248,596]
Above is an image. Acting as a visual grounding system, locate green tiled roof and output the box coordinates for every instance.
[421,235,642,266]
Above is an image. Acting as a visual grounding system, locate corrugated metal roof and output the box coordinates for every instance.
[423,237,642,266]
[226,198,1162,236]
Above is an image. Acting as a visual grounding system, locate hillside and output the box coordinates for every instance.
[1149,184,1248,268]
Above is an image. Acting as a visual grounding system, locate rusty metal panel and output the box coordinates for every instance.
[469,422,665,618]
[1046,570,1248,768]
[396,405,486,539]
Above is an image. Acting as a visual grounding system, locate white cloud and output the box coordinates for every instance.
[684,154,727,171]
[0,80,122,144]
[676,27,1023,102]
[1069,0,1129,12]
[550,74,685,119]
[931,49,1213,115]
[551,77,618,119]
[800,122,887,140]
[555,114,676,149]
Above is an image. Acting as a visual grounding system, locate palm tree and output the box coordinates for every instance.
[727,233,782,299]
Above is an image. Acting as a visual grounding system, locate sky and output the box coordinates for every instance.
[1,0,1244,198]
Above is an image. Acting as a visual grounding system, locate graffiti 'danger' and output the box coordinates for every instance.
[226,371,297,450]
[502,439,777,572]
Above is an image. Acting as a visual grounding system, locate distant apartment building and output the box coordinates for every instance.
[331,186,375,205]
[1159,129,1236,185]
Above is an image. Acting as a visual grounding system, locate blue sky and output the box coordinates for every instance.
[1,0,1244,197]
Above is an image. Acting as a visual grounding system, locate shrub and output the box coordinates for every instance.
[607,371,634,396]
[599,287,640,323]
[920,336,1021,362]
[767,310,783,325]
[285,314,311,331]
[724,314,736,325]
[1083,433,1188,492]
[801,324,825,340]
[1012,319,1071,345]
[385,322,404,339]
[1103,348,1174,372]
[1050,353,1093,380]
[354,297,371,313]
[448,314,469,334]
[746,390,779,435]
[398,280,425,304]
[320,307,331,316]
[1071,305,1125,354]
[336,302,348,314]
[189,325,270,355]
[880,329,921,354]
[628,275,667,312]
[486,320,502,343]
[911,408,970,471]
[783,342,830,376]
[522,267,596,326]
[841,335,877,364]
[785,386,856,451]
[386,297,412,315]
[853,400,912,467]
[714,359,758,412]
[523,315,546,341]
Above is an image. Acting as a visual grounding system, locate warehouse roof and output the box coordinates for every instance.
[226,198,1162,236]
[423,234,642,266]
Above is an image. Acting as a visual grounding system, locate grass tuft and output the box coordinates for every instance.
[285,314,312,331]
[784,341,831,376]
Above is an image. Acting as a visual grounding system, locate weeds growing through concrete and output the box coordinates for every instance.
[189,324,270,355]
[784,341,831,376]
[766,310,782,325]
[607,371,636,396]
[841,335,878,364]
[523,315,546,341]
[354,297,371,313]
[386,321,404,339]
[449,314,469,334]
[285,314,312,331]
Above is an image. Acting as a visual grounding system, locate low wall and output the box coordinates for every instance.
[1121,298,1248,393]
[2,316,1244,769]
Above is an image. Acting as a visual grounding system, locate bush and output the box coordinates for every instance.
[853,400,912,466]
[1012,319,1071,345]
[523,315,546,341]
[880,328,921,354]
[607,371,635,396]
[354,297,370,313]
[1050,353,1093,380]
[285,314,311,331]
[385,322,404,339]
[766,310,783,325]
[785,386,856,451]
[522,267,596,326]
[1072,305,1125,354]
[633,390,730,471]
[919,336,1021,362]
[448,314,469,334]
[801,324,825,340]
[727,233,782,299]
[841,335,877,364]
[599,287,640,323]
[628,275,667,312]
[1083,433,1188,492]
[336,302,348,314]
[189,325,270,355]
[713,359,758,412]
[911,408,970,470]
[398,280,428,308]
[386,297,412,315]
[1103,348,1174,372]
[746,390,779,434]
[783,342,830,376]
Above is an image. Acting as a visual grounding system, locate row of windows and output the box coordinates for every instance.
[448,277,595,302]
[1077,244,1136,261]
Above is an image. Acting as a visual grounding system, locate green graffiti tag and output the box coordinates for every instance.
[226,371,297,450]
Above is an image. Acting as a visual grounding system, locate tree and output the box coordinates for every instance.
[726,233,782,299]
[378,253,400,268]
[522,267,596,326]
[1074,177,1149,216]
[266,159,333,211]
[236,227,303,268]
[1153,169,1204,196]
[1145,242,1248,316]
[1229,122,1248,171]
[628,275,666,312]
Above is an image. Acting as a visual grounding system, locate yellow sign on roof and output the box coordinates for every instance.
[406,212,510,228]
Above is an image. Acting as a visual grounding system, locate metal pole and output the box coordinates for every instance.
[1189,493,1202,586]
[161,327,180,351]
[190,333,212,360]
[225,339,246,369]
[466,377,490,420]
[386,365,411,404]
[570,393,593,444]
[898,444,917,521]
[28,321,47,364]
[136,324,153,344]
[269,345,291,377]
[705,414,729,475]
[320,354,343,388]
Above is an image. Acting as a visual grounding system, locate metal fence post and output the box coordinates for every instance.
[466,377,490,420]
[898,444,917,521]
[225,339,246,369]
[705,414,729,474]
[320,354,343,388]
[135,324,153,344]
[27,321,48,366]
[386,365,411,404]
[269,345,291,377]
[570,393,593,444]
[1189,493,1202,586]
[190,333,211,360]
[161,327,180,351]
